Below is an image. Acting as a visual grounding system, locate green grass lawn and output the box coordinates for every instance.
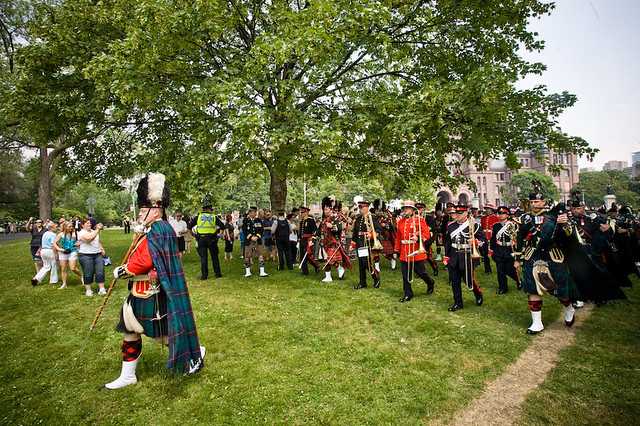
[0,230,638,425]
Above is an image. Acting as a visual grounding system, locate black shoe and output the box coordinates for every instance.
[426,285,434,295]
[475,293,484,306]
[31,278,38,286]
[497,289,507,295]
[448,303,463,312]
[215,274,222,278]
[516,282,522,290]
[432,268,438,277]
[302,271,309,276]
[373,280,380,288]
[354,283,367,290]
[526,328,542,335]
[399,296,412,303]
[199,276,207,280]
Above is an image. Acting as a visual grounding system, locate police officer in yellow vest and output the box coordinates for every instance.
[191,195,224,280]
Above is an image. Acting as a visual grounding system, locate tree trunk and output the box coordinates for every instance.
[269,168,288,212]
[38,147,53,220]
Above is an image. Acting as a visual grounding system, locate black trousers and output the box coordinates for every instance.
[276,239,293,270]
[481,243,492,273]
[358,254,379,286]
[494,257,519,291]
[289,241,298,265]
[448,264,482,306]
[401,260,433,298]
[197,235,221,278]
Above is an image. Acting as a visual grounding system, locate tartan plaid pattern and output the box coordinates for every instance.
[117,292,168,338]
[147,220,203,374]
[122,339,142,362]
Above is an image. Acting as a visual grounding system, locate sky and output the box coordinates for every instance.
[519,0,640,169]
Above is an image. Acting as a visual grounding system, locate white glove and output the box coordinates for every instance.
[113,265,131,279]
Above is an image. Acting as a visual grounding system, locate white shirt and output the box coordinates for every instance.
[170,218,188,236]
[77,229,102,254]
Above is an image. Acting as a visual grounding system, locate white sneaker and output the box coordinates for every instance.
[85,289,94,297]
[321,271,333,283]
[98,288,107,296]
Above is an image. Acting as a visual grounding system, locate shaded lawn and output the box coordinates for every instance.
[0,230,634,425]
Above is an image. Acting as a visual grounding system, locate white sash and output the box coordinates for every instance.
[495,223,510,239]
[450,221,469,239]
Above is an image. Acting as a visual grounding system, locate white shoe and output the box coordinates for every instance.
[573,300,584,308]
[105,358,139,389]
[337,266,345,279]
[58,284,67,290]
[259,267,268,277]
[85,289,94,297]
[527,311,544,334]
[98,288,107,296]
[321,271,333,283]
[564,304,576,327]
[390,259,397,270]
[374,262,381,273]
[244,267,252,278]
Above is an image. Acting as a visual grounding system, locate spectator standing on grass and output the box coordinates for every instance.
[54,221,83,289]
[223,214,235,261]
[78,218,107,297]
[31,222,59,286]
[170,212,188,259]
[26,217,45,273]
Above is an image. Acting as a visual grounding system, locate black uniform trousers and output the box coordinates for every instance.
[276,239,293,270]
[299,237,319,275]
[493,256,519,292]
[197,234,221,278]
[401,260,433,298]
[447,253,482,306]
[357,253,379,286]
[481,243,492,273]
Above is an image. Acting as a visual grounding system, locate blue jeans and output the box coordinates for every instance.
[79,253,105,284]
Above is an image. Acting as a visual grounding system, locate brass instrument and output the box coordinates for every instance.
[366,212,384,251]
[468,216,482,260]
[408,214,426,258]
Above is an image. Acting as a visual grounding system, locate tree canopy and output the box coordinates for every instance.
[1,0,596,213]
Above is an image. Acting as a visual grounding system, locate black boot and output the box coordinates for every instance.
[448,303,463,311]
[475,292,484,306]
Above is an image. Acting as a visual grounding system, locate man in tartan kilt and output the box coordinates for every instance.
[107,173,204,389]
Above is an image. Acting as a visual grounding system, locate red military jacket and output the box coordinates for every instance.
[481,213,500,240]
[394,215,431,262]
[124,236,155,297]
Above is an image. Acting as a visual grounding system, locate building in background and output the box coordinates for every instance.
[632,151,640,178]
[603,160,628,171]
[436,149,579,208]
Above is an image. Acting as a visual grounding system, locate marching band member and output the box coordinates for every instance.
[513,180,576,335]
[394,200,435,302]
[443,204,485,311]
[490,206,520,294]
[320,197,350,282]
[107,173,204,389]
[242,206,269,277]
[351,200,382,289]
[481,204,499,274]
[416,202,439,276]
[298,206,320,275]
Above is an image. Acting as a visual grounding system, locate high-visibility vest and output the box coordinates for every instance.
[196,212,216,234]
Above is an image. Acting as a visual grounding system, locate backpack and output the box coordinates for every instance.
[275,219,290,241]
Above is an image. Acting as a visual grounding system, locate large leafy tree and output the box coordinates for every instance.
[70,0,594,211]
[573,170,640,209]
[0,1,135,219]
[501,170,558,205]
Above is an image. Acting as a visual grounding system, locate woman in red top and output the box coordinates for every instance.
[394,200,435,302]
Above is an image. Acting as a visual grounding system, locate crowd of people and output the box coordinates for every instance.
[21,173,639,389]
[26,214,108,296]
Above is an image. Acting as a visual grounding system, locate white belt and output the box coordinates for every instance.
[452,243,470,249]
[496,241,511,246]
[132,274,150,281]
